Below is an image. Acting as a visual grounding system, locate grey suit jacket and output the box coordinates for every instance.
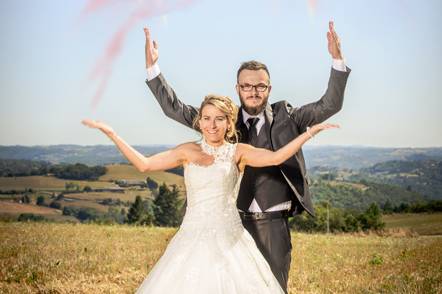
[146,67,351,216]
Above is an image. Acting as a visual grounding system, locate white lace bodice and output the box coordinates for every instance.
[181,139,243,233]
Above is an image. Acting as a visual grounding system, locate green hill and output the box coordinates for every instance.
[310,179,426,211]
[357,160,442,200]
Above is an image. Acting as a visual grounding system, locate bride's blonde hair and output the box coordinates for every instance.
[193,94,239,143]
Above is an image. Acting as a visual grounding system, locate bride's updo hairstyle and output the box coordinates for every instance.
[193,94,239,143]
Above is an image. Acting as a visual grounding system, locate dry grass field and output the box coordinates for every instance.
[0,165,184,193]
[0,202,60,215]
[56,199,110,213]
[66,190,151,202]
[1,222,440,294]
[99,164,185,192]
[0,202,77,223]
[383,213,442,236]
[0,176,116,191]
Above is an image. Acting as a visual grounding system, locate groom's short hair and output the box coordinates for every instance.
[237,60,270,82]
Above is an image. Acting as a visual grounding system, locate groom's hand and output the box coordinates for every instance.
[144,27,159,68]
[327,21,343,60]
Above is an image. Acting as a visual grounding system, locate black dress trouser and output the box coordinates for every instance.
[240,214,292,294]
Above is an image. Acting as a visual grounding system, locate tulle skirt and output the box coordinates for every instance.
[135,222,284,294]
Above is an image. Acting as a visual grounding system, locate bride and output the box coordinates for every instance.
[82,94,337,293]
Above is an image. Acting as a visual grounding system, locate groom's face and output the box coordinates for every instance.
[236,69,271,116]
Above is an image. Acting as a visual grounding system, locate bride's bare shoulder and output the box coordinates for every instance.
[174,141,201,153]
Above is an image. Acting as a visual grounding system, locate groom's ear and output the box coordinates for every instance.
[235,84,240,94]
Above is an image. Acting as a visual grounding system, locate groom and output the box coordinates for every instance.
[144,22,350,293]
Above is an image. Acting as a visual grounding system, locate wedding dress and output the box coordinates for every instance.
[135,140,285,293]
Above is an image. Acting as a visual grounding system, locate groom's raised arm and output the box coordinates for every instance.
[289,21,351,132]
[146,69,198,129]
[289,64,350,131]
[144,28,198,129]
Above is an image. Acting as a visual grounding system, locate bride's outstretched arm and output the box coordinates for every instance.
[82,119,186,172]
[236,123,339,171]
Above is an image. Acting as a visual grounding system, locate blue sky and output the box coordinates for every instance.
[0,0,441,147]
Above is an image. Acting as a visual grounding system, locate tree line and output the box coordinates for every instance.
[382,200,442,214]
[0,159,106,180]
[289,202,385,233]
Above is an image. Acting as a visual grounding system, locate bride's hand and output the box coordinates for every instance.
[82,119,116,137]
[309,123,340,136]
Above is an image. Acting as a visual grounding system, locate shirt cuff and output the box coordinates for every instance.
[146,63,161,81]
[332,58,346,72]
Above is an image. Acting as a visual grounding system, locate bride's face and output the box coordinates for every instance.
[199,104,229,146]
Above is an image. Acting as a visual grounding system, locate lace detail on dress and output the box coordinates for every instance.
[200,139,236,164]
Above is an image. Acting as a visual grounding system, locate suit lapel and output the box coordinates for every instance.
[264,104,275,150]
[236,108,249,143]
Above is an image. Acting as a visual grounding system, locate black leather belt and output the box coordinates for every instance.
[239,210,291,221]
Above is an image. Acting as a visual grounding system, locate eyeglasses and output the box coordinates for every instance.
[238,83,269,92]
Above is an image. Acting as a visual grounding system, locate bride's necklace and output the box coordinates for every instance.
[200,139,229,162]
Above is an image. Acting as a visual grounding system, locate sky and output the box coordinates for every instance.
[0,0,441,148]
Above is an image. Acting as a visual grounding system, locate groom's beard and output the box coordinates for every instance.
[239,93,269,116]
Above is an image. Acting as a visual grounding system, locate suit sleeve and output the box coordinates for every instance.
[289,66,351,132]
[146,73,199,129]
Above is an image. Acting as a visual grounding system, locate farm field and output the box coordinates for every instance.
[0,222,440,293]
[383,213,442,235]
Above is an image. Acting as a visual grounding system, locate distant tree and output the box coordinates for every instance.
[358,203,385,231]
[382,200,393,214]
[289,202,388,233]
[127,196,145,224]
[126,196,156,225]
[63,206,79,216]
[427,200,442,212]
[36,195,46,206]
[103,207,126,224]
[319,173,337,181]
[120,208,127,222]
[393,202,410,213]
[154,183,183,227]
[140,198,156,225]
[343,213,361,232]
[21,194,31,204]
[77,208,99,221]
[83,185,93,192]
[410,201,426,213]
[65,182,79,191]
[146,177,158,190]
[49,201,62,209]
[52,163,106,181]
[18,213,45,222]
[0,159,51,177]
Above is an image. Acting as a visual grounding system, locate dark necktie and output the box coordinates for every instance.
[247,117,260,144]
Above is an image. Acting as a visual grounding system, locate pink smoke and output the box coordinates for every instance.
[307,0,317,16]
[81,0,197,110]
